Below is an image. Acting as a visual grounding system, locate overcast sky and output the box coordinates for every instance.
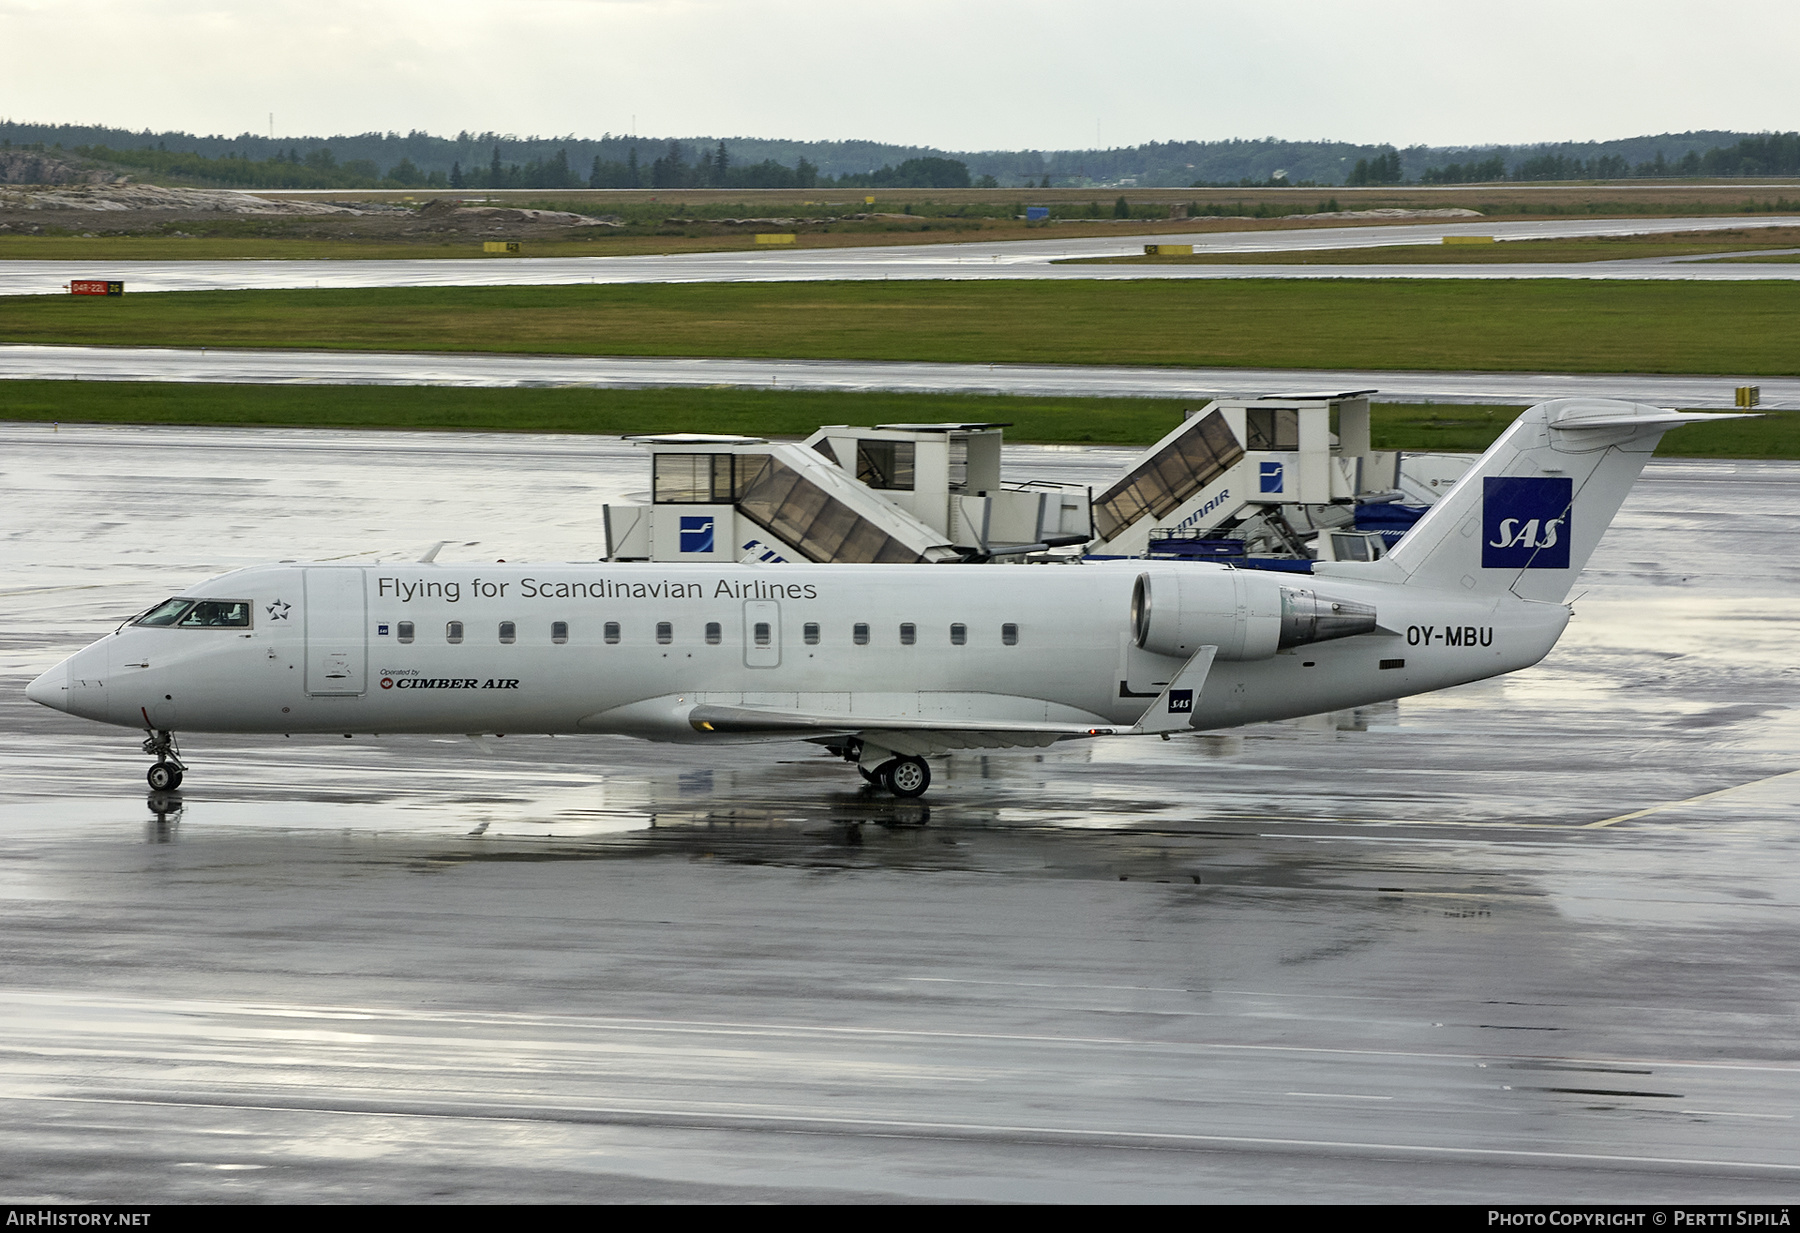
[5,0,1795,151]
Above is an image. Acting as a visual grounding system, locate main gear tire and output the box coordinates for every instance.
[885,756,931,799]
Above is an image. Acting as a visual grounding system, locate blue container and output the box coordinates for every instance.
[1354,501,1428,547]
[1026,206,1049,221]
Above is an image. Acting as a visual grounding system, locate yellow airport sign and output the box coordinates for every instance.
[1443,235,1496,245]
[865,196,876,205]
[1144,244,1193,256]
[1736,385,1761,408]
[483,241,521,254]
[755,233,797,245]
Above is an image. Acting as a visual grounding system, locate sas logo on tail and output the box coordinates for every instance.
[1482,477,1572,569]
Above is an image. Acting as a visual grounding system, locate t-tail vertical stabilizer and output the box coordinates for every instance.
[1378,399,1749,603]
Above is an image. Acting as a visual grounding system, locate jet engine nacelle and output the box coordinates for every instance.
[1131,568,1377,661]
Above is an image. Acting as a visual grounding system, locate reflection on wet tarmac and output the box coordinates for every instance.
[1,424,1796,1201]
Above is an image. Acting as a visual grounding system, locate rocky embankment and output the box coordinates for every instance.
[0,184,623,238]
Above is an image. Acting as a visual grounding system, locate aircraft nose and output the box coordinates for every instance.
[26,661,69,711]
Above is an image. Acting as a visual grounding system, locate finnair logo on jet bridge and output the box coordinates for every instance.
[679,516,715,554]
[1259,462,1283,493]
[1482,477,1572,569]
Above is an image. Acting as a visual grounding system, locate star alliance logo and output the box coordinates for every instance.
[266,599,292,621]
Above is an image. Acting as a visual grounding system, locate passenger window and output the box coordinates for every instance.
[397,621,414,644]
[603,621,619,644]
[446,621,465,644]
[498,621,516,644]
[803,622,820,645]
[900,622,916,646]
[656,621,673,645]
[552,621,569,645]
[950,623,967,646]
[706,621,722,645]
[1002,623,1019,646]
[754,622,772,648]
[853,622,869,646]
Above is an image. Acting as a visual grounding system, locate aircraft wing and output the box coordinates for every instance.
[688,703,1110,753]
[683,646,1218,754]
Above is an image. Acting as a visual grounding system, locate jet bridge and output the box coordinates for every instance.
[602,425,1092,565]
[1088,391,1467,562]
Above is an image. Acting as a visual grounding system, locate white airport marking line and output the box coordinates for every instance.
[1686,1110,1794,1119]
[14,1093,1800,1172]
[11,991,1795,1077]
[1584,768,1800,828]
[1285,1092,1395,1101]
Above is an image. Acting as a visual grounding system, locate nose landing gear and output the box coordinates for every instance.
[142,729,185,791]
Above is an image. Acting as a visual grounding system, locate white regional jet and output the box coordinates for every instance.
[27,399,1734,799]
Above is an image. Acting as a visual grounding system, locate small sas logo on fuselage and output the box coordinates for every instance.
[1167,689,1194,713]
[1482,477,1572,569]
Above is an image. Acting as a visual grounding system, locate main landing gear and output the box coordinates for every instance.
[835,739,933,799]
[142,728,185,791]
[861,755,931,798]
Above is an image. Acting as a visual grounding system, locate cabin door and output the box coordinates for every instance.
[743,600,781,669]
[304,568,367,695]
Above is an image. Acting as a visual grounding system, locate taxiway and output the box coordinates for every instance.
[1,424,1795,1202]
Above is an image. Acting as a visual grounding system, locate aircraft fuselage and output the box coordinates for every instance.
[32,560,1568,740]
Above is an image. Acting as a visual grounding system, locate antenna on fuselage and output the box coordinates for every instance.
[417,542,449,563]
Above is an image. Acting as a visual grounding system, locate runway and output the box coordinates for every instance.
[2,423,1797,1202]
[5,214,1800,295]
[4,344,1794,410]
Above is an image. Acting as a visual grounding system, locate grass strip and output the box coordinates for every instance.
[2,382,1791,457]
[4,280,1799,376]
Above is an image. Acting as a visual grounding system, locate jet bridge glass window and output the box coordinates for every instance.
[397,621,414,644]
[899,622,916,645]
[705,621,722,645]
[446,621,464,644]
[1245,407,1301,451]
[498,621,516,644]
[1093,409,1245,541]
[853,622,870,646]
[950,623,967,646]
[735,455,929,564]
[1002,623,1019,646]
[656,621,673,645]
[602,621,618,644]
[653,453,739,504]
[856,440,916,491]
[552,621,570,645]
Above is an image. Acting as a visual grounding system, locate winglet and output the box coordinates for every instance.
[1130,646,1217,735]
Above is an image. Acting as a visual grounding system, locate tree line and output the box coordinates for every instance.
[44,138,973,193]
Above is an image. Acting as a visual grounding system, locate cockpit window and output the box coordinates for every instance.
[134,598,194,626]
[177,601,251,627]
[135,599,251,628]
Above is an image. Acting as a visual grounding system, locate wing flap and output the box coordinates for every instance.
[689,703,1118,741]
